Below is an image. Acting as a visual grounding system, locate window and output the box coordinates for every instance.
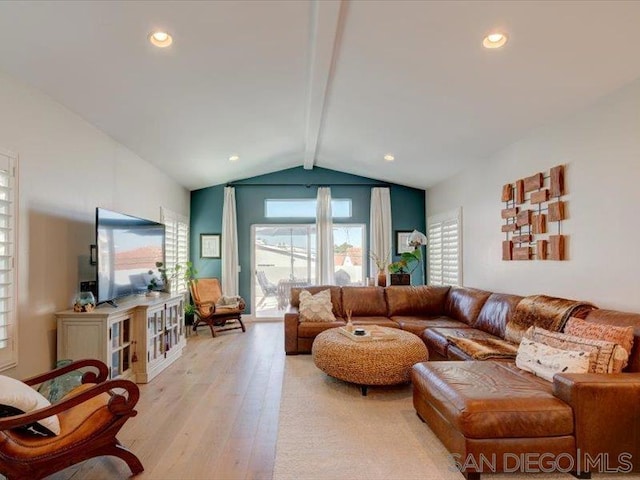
[264,199,351,218]
[427,208,461,286]
[0,150,17,371]
[161,207,189,294]
[252,223,365,317]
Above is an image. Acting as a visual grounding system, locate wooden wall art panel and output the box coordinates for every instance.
[502,184,513,202]
[501,207,519,219]
[513,247,531,260]
[531,189,549,204]
[501,164,567,261]
[524,173,543,193]
[502,241,513,261]
[515,180,525,204]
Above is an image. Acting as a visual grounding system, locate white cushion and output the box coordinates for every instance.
[524,326,628,374]
[0,375,61,436]
[299,289,336,322]
[516,338,590,382]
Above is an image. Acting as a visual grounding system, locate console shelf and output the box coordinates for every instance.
[56,293,185,383]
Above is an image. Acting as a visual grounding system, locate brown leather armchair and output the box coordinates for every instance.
[0,359,142,480]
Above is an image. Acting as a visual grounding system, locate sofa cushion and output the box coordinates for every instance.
[351,317,399,328]
[444,286,492,325]
[385,285,450,316]
[445,336,518,360]
[474,293,523,338]
[299,289,337,322]
[422,327,498,359]
[342,286,387,317]
[565,316,634,356]
[516,338,591,382]
[411,361,574,439]
[290,286,343,318]
[298,321,346,338]
[525,326,628,374]
[393,316,469,336]
[582,309,640,372]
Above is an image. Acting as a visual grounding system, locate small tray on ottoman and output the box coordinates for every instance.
[337,326,399,342]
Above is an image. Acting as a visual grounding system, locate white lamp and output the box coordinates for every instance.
[408,230,427,284]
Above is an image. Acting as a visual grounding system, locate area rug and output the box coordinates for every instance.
[273,355,635,480]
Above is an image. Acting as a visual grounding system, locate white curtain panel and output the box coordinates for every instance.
[315,187,335,285]
[369,187,392,277]
[221,186,239,296]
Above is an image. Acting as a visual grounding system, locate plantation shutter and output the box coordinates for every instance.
[160,207,190,294]
[427,208,461,286]
[0,150,17,371]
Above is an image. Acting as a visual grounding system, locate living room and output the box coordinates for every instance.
[1,1,640,479]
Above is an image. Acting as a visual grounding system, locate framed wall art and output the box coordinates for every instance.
[395,230,413,255]
[200,233,221,259]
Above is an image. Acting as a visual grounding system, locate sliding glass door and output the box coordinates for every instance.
[252,224,365,318]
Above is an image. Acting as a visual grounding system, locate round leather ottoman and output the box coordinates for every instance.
[312,327,428,395]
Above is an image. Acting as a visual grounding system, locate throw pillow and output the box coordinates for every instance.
[216,295,241,309]
[525,326,628,374]
[516,338,591,382]
[564,316,635,357]
[0,375,61,436]
[299,289,336,322]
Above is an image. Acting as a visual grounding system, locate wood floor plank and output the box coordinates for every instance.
[36,321,285,480]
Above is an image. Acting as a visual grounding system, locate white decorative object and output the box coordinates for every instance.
[299,289,336,322]
[0,375,60,435]
[516,338,590,382]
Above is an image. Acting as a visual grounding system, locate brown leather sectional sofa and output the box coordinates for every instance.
[284,284,640,478]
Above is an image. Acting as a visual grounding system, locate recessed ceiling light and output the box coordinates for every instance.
[383,154,395,162]
[482,32,508,49]
[149,31,173,48]
[229,155,240,162]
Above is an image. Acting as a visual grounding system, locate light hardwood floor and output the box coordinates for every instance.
[50,320,285,480]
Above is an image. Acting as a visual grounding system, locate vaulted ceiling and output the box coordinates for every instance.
[1,1,640,190]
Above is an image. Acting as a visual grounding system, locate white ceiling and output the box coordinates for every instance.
[1,1,640,190]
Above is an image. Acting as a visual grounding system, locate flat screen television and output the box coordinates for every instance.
[95,208,165,305]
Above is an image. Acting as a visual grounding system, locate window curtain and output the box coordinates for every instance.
[369,187,392,277]
[222,186,239,296]
[315,187,334,285]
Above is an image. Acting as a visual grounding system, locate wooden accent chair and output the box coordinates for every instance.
[189,278,246,337]
[0,359,142,480]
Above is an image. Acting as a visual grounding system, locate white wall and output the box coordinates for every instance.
[427,78,640,312]
[0,71,190,378]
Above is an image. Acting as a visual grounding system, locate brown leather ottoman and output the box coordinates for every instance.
[312,327,428,395]
[412,361,576,477]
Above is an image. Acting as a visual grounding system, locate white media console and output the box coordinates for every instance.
[55,293,185,383]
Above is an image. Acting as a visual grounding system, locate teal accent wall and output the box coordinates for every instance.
[190,166,426,313]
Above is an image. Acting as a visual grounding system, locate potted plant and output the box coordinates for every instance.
[155,261,199,324]
[388,249,421,285]
[184,302,196,326]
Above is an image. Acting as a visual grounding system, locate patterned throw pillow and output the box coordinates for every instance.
[564,316,634,357]
[299,289,336,322]
[516,338,591,382]
[525,326,628,373]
